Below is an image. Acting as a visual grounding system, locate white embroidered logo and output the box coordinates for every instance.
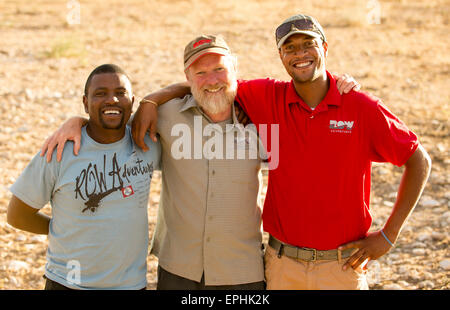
[329,120,354,133]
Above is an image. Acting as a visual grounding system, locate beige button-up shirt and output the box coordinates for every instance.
[150,95,264,285]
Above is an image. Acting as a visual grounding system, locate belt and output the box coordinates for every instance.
[268,235,356,262]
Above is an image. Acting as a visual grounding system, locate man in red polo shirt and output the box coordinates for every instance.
[234,14,431,289]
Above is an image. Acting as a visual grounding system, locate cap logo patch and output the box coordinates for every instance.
[193,39,212,48]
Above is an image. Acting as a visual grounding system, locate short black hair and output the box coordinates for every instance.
[84,64,130,96]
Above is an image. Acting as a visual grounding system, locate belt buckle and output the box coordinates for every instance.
[303,247,317,262]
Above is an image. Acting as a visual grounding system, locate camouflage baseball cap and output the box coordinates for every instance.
[184,35,231,70]
[275,14,326,48]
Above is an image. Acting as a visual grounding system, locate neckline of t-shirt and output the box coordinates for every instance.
[81,125,130,149]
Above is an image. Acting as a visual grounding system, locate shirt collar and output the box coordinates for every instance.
[179,94,199,112]
[286,70,342,110]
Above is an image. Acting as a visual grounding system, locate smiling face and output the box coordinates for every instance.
[279,33,328,84]
[83,72,134,142]
[185,53,238,115]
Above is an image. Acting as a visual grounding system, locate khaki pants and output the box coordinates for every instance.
[264,245,368,290]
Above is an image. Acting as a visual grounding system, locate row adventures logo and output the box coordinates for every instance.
[74,153,153,213]
[329,120,354,133]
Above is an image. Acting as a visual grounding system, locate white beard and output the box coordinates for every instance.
[191,79,238,115]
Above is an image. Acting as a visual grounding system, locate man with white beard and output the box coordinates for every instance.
[40,35,358,289]
[189,56,238,117]
[146,36,268,289]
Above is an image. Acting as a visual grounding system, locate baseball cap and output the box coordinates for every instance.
[275,14,326,49]
[184,35,231,70]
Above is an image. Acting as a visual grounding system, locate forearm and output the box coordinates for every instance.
[141,82,190,106]
[10,212,50,235]
[67,116,88,126]
[7,196,50,235]
[383,145,431,241]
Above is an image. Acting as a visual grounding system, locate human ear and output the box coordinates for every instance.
[278,48,284,61]
[82,95,89,114]
[185,70,193,86]
[322,41,328,57]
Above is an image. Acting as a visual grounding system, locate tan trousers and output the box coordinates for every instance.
[264,245,369,290]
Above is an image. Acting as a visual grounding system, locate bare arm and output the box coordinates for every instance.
[340,144,431,270]
[39,75,360,157]
[132,82,190,151]
[142,82,191,104]
[381,144,432,242]
[40,116,88,162]
[132,75,360,152]
[7,195,50,235]
[335,73,361,94]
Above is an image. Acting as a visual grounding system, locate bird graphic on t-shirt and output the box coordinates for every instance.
[82,186,122,213]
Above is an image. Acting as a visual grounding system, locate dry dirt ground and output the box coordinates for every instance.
[0,0,448,290]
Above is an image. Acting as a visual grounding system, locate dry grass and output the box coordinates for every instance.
[41,37,87,60]
[0,0,448,290]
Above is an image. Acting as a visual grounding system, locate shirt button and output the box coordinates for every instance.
[310,115,314,119]
[211,170,215,175]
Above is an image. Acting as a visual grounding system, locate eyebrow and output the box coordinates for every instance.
[93,86,127,91]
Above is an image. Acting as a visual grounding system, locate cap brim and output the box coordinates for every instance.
[277,30,321,49]
[184,48,230,70]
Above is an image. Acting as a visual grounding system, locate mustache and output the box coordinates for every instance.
[100,105,124,112]
[289,58,314,66]
[192,82,237,115]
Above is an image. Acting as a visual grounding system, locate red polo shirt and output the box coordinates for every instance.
[236,71,419,250]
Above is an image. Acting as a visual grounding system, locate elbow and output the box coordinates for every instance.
[412,144,432,179]
[6,199,24,229]
[421,145,432,176]
[426,155,432,175]
[6,207,19,229]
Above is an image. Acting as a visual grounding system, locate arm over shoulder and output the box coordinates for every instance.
[236,78,282,125]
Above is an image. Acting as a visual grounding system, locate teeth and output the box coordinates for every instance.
[205,87,223,93]
[294,61,312,68]
[103,110,120,115]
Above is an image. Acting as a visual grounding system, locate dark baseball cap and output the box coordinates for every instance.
[184,35,231,70]
[275,14,326,48]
